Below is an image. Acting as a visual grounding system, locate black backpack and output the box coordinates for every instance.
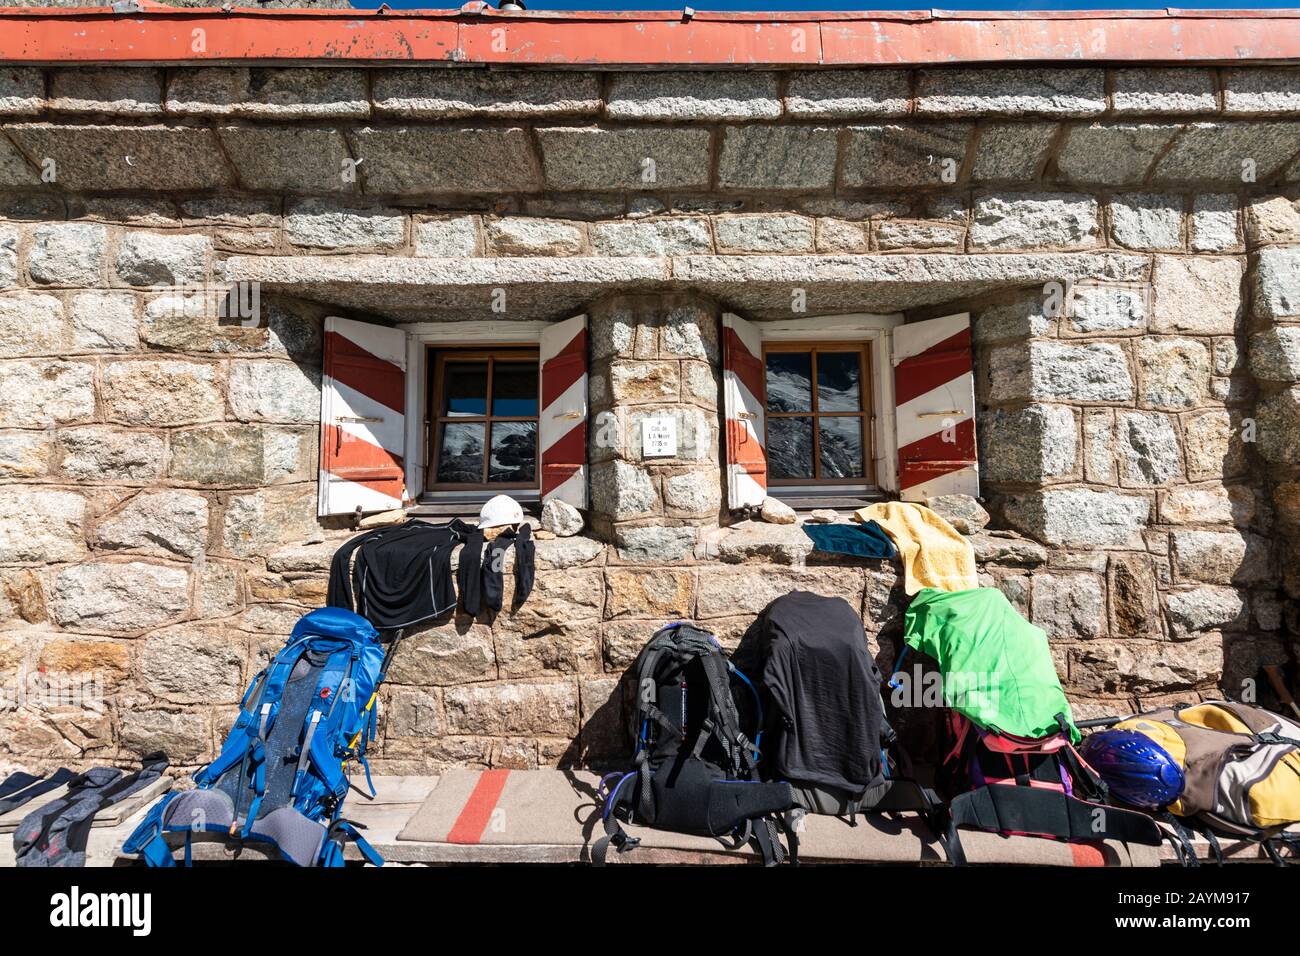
[594,622,797,865]
[736,591,941,824]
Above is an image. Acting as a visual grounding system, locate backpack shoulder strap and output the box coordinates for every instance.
[631,631,688,757]
[1264,833,1300,867]
[942,784,1164,866]
[707,652,759,774]
[321,819,384,867]
[634,644,681,748]
[751,816,786,866]
[123,791,182,868]
[1059,739,1108,802]
[194,644,296,789]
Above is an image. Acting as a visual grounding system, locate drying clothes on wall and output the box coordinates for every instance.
[327,516,537,629]
[328,519,474,630]
[801,521,897,560]
[0,767,74,817]
[15,753,168,868]
[902,587,1077,742]
[852,501,977,595]
[461,524,536,616]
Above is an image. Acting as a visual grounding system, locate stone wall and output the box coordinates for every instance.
[587,293,723,545]
[1249,201,1300,619]
[0,63,1298,773]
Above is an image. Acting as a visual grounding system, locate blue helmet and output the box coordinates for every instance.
[1079,729,1185,810]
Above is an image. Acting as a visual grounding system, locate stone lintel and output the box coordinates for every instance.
[225,251,1152,321]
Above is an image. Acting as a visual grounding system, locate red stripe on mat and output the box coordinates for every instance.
[445,770,511,845]
[1070,842,1106,867]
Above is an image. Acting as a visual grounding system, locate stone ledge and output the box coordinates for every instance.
[3,114,1298,200]
[224,255,670,320]
[702,520,814,566]
[673,251,1150,316]
[17,67,1294,125]
[372,70,604,120]
[226,251,1153,320]
[969,531,1049,567]
[261,522,1052,579]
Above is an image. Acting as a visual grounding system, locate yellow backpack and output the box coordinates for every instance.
[1117,701,1300,856]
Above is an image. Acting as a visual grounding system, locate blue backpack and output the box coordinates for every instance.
[125,607,388,867]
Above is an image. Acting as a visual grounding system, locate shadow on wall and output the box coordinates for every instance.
[363,262,1296,771]
[946,273,1293,718]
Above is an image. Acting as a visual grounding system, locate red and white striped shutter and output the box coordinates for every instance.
[319,317,408,517]
[722,312,767,509]
[892,312,979,501]
[539,314,588,509]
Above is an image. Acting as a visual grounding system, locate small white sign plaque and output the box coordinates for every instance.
[641,416,678,458]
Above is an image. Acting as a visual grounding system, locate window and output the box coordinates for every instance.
[320,313,586,517]
[763,343,875,486]
[724,311,978,510]
[371,316,590,515]
[427,347,540,491]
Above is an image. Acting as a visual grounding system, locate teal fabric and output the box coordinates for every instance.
[902,587,1079,742]
[802,521,897,560]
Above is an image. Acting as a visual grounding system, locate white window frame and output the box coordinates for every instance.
[754,312,904,495]
[397,320,548,503]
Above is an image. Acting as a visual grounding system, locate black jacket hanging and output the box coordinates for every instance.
[327,517,534,626]
[327,519,476,629]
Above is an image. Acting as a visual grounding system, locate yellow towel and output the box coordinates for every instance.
[853,502,978,595]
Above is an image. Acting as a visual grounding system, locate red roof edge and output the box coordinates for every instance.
[0,7,1298,67]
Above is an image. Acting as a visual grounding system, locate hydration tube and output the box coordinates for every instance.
[731,664,764,757]
[603,772,637,820]
[888,645,910,690]
[596,771,623,803]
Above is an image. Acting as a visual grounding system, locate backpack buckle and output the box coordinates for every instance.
[611,832,641,853]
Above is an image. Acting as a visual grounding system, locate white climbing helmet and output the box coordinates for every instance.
[478,494,525,530]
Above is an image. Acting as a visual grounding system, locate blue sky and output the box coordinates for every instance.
[354,1,1296,10]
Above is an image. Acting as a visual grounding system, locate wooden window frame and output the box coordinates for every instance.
[425,345,541,493]
[761,341,877,488]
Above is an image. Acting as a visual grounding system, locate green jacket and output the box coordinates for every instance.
[902,587,1079,742]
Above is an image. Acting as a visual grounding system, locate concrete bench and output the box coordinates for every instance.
[9,771,1282,867]
[387,769,1160,866]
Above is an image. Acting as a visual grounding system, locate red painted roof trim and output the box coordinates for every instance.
[0,7,1298,67]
